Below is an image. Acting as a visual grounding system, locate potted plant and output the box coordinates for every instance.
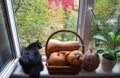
[93,28,120,71]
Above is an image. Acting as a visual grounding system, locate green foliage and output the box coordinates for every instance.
[13,0,50,46]
[94,28,120,60]
[13,0,78,47]
[53,32,76,41]
[60,8,78,41]
[90,0,119,40]
[94,0,117,20]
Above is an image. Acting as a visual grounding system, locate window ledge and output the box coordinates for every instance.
[10,62,120,78]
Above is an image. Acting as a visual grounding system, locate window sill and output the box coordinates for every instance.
[10,62,120,78]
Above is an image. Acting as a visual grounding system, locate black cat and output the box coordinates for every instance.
[19,40,44,78]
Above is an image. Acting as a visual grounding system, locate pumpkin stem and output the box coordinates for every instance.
[89,48,93,53]
[57,52,60,56]
[76,55,80,60]
[65,51,71,57]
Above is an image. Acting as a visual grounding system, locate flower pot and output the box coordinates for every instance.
[101,53,116,72]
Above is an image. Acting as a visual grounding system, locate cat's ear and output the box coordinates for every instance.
[36,40,42,45]
[36,40,39,42]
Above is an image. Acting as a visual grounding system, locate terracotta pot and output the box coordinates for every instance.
[101,53,116,72]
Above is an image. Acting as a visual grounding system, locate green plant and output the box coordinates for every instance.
[93,28,120,60]
[117,52,120,60]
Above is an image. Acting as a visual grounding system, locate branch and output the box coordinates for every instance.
[14,0,21,13]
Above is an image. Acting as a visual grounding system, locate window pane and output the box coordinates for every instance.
[0,0,14,72]
[13,0,80,54]
[88,0,119,50]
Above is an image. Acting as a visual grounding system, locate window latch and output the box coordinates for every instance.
[88,6,97,21]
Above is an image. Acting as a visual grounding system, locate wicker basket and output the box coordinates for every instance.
[45,30,84,74]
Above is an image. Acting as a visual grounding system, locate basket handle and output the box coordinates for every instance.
[45,30,84,58]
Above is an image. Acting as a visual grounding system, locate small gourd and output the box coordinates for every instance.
[83,49,100,72]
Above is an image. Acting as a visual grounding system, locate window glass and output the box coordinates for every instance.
[0,0,14,72]
[89,0,119,51]
[13,0,80,54]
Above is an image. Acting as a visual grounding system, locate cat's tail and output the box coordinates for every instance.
[29,66,41,78]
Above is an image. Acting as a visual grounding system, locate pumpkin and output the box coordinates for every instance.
[48,52,67,66]
[83,50,100,72]
[65,50,84,66]
[47,39,80,53]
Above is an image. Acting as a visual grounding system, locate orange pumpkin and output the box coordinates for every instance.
[48,52,67,66]
[65,50,84,66]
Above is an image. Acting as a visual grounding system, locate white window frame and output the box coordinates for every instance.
[0,0,20,78]
[78,0,94,52]
[1,0,94,78]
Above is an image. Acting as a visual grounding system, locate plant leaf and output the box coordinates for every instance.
[115,28,120,41]
[109,50,116,60]
[115,28,120,37]
[108,32,115,41]
[115,35,120,42]
[93,34,108,42]
[114,47,120,54]
[96,49,105,54]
